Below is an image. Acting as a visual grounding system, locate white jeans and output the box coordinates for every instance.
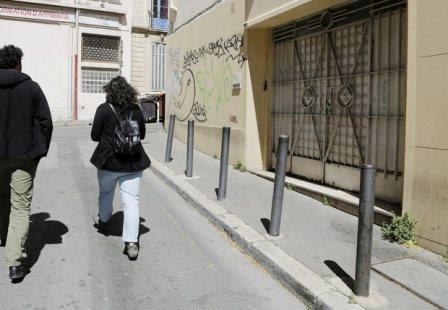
[97,170,142,243]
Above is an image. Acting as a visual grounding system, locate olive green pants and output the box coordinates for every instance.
[0,158,38,267]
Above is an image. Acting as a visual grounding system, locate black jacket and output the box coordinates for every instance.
[0,69,53,159]
[90,103,150,172]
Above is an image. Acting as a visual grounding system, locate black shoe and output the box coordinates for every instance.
[97,219,108,232]
[9,266,28,280]
[0,238,5,247]
[93,215,108,234]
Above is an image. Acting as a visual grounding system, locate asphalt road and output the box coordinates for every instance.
[0,125,305,310]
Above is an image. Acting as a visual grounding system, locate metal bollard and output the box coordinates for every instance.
[185,120,194,177]
[269,135,289,236]
[217,127,231,200]
[165,115,176,162]
[354,164,376,297]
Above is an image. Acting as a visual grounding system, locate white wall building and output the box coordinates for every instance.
[131,0,168,98]
[0,0,132,121]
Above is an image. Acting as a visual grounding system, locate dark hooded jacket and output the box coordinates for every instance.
[0,69,53,159]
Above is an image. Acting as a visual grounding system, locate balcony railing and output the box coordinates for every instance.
[151,17,169,32]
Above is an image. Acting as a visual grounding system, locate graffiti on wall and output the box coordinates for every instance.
[167,33,246,123]
[170,69,207,122]
[196,58,232,112]
[183,33,246,69]
[167,48,181,94]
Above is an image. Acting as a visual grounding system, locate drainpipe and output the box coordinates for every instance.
[73,1,80,121]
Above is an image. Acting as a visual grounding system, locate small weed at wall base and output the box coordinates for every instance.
[382,213,417,245]
[348,295,357,304]
[233,161,246,172]
[286,183,295,191]
[442,256,448,264]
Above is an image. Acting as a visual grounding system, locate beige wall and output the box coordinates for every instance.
[403,0,448,256]
[246,0,348,28]
[244,28,272,170]
[132,0,149,28]
[246,0,292,21]
[170,0,217,31]
[166,0,247,164]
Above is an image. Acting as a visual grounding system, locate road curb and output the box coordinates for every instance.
[149,156,364,310]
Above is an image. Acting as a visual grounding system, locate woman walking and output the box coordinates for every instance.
[90,76,150,260]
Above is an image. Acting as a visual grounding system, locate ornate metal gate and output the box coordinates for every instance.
[272,0,407,202]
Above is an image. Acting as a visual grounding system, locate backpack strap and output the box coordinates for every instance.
[109,103,135,121]
[109,104,122,122]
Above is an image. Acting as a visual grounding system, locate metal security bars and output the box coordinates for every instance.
[82,34,120,63]
[272,0,407,201]
[152,42,165,91]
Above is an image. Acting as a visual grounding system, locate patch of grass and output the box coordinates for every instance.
[233,161,246,172]
[213,154,218,159]
[322,195,330,207]
[403,239,420,249]
[286,183,295,191]
[382,213,416,244]
[348,295,357,304]
[442,256,448,264]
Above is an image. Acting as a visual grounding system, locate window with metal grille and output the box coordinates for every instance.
[82,34,120,63]
[152,42,165,91]
[81,67,119,94]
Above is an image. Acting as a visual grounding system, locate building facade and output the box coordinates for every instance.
[165,0,448,256]
[131,0,168,98]
[0,0,132,121]
[166,0,247,164]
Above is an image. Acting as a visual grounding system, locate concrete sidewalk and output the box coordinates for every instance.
[144,129,448,310]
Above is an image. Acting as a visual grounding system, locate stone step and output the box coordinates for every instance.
[250,170,400,226]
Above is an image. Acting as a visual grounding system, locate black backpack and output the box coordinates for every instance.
[108,104,141,156]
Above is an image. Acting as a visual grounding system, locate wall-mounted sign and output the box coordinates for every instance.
[233,72,242,90]
[0,2,75,23]
[79,12,121,28]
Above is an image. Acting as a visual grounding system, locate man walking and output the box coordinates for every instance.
[0,45,53,280]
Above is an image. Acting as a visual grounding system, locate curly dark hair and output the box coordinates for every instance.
[0,45,23,69]
[104,76,139,108]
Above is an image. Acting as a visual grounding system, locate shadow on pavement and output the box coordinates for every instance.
[260,218,270,233]
[26,212,69,269]
[96,211,150,240]
[324,260,355,292]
